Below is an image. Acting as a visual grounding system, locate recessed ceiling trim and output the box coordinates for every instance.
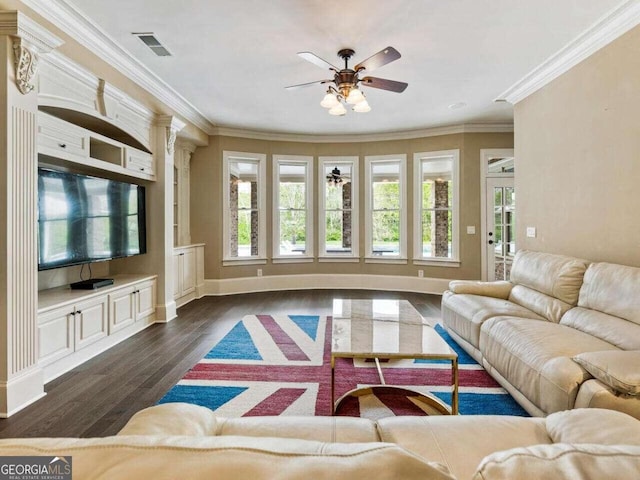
[20,0,215,134]
[496,0,640,104]
[212,123,513,144]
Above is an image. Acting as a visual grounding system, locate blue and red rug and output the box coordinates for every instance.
[158,314,528,418]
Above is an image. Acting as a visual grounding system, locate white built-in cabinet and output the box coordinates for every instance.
[38,111,155,181]
[38,275,157,382]
[174,244,205,307]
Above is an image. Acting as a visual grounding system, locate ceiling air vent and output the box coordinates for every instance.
[132,32,172,57]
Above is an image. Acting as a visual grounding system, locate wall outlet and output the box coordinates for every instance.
[418,270,424,278]
[466,225,476,235]
[257,269,263,277]
[526,227,537,238]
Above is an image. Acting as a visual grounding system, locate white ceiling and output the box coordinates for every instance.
[67,0,623,136]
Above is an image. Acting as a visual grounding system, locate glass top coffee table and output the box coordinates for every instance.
[331,299,459,415]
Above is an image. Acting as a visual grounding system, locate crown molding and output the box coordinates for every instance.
[0,10,63,52]
[20,0,215,134]
[496,0,640,104]
[212,123,513,143]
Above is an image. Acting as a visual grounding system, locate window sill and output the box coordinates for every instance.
[272,257,314,264]
[223,258,268,266]
[364,257,408,265]
[413,259,461,268]
[318,257,360,263]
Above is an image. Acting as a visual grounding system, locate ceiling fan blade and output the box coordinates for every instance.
[297,52,338,71]
[285,79,333,90]
[360,76,408,93]
[354,46,401,73]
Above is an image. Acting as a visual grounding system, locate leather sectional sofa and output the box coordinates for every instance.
[442,250,640,418]
[1,402,639,479]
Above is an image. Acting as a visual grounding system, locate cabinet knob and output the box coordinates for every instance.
[59,143,67,148]
[140,167,145,171]
[76,310,82,314]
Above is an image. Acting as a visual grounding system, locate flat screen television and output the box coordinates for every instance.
[38,168,147,271]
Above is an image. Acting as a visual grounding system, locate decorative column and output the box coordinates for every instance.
[0,11,63,416]
[153,115,185,322]
[431,180,450,257]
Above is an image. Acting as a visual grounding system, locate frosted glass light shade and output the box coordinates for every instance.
[320,92,339,108]
[353,100,371,112]
[329,103,347,116]
[346,88,364,104]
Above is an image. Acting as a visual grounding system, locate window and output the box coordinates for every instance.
[273,155,313,261]
[364,155,407,262]
[413,150,460,264]
[222,151,266,263]
[319,157,358,260]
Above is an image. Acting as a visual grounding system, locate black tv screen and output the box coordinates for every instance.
[38,168,146,271]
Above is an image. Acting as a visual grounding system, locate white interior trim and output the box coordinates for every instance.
[480,149,515,281]
[364,154,407,260]
[203,274,449,296]
[318,156,359,259]
[496,0,640,104]
[222,151,267,262]
[213,123,513,143]
[413,150,460,263]
[272,155,314,260]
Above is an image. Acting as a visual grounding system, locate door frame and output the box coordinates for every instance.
[480,149,514,281]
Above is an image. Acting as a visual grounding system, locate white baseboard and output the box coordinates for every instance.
[202,274,450,296]
[156,300,177,323]
[0,368,46,417]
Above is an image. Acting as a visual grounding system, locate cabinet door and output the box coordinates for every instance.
[109,286,136,334]
[181,249,197,296]
[38,306,74,366]
[136,280,156,320]
[173,253,181,299]
[75,296,108,350]
[38,112,89,160]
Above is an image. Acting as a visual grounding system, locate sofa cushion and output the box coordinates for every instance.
[377,415,549,480]
[561,307,640,350]
[480,318,619,413]
[508,284,573,323]
[578,262,640,324]
[546,408,640,445]
[472,443,640,480]
[509,250,588,305]
[573,351,640,395]
[442,292,544,349]
[0,436,456,480]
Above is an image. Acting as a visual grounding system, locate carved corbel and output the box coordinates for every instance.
[157,115,186,156]
[13,39,38,95]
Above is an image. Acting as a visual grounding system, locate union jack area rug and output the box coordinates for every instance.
[158,314,528,418]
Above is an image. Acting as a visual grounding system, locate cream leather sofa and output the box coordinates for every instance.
[1,403,639,479]
[442,250,640,418]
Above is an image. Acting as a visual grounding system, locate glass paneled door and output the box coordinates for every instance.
[486,177,515,280]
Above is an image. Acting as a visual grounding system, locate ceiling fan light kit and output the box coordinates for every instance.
[286,46,408,116]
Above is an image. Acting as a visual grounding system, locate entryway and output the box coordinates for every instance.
[480,150,515,281]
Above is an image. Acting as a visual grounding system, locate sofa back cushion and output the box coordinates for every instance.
[560,307,640,350]
[472,443,640,480]
[578,262,640,324]
[0,436,456,480]
[509,250,588,305]
[508,285,572,323]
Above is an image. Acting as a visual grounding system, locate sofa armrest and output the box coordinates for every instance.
[574,351,640,396]
[448,280,512,300]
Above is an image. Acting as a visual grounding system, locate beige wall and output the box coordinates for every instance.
[190,132,513,280]
[515,25,640,266]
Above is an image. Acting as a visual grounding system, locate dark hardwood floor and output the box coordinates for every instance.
[0,289,441,438]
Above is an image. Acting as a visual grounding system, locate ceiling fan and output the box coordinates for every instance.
[285,47,408,115]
